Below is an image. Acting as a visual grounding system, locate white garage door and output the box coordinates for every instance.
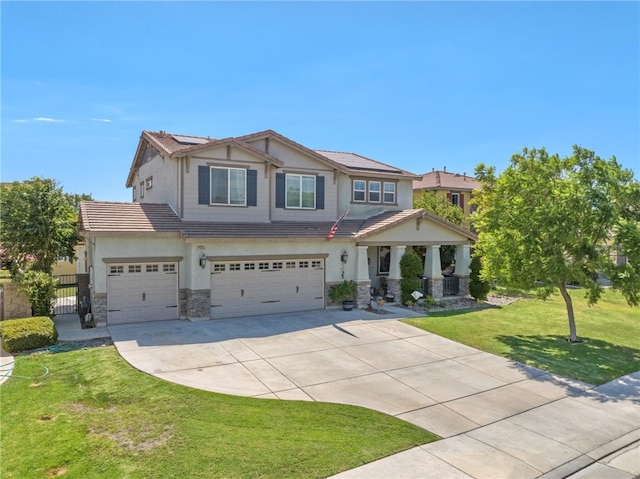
[210,258,325,319]
[107,263,178,325]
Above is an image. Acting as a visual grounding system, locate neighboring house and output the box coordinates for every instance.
[413,169,481,218]
[79,130,476,326]
[51,243,87,276]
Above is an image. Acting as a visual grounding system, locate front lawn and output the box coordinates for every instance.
[403,289,640,385]
[0,346,437,479]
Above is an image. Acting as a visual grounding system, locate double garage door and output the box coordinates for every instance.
[107,263,178,325]
[210,258,325,319]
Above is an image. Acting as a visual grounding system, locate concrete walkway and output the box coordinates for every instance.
[55,310,640,478]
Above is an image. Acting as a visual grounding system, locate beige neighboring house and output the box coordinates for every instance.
[413,169,481,218]
[52,243,87,276]
[79,130,476,326]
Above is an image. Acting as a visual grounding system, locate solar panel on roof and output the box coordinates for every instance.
[172,135,209,145]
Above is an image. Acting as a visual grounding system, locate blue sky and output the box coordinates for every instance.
[2,1,638,202]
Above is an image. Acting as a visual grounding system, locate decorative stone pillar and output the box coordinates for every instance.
[454,244,471,296]
[386,245,405,303]
[355,245,371,308]
[424,245,444,299]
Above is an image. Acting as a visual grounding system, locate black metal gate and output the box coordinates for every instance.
[54,274,79,314]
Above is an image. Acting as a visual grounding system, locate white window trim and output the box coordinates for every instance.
[451,192,460,207]
[353,180,366,202]
[210,166,247,206]
[383,182,396,204]
[285,173,316,209]
[368,181,381,203]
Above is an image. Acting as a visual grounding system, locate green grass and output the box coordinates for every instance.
[404,289,640,385]
[0,346,437,479]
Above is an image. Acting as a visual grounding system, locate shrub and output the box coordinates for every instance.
[328,280,356,303]
[15,270,58,316]
[469,254,491,301]
[400,250,423,305]
[0,316,58,353]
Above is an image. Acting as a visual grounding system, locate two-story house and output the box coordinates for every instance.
[79,130,476,326]
[413,169,481,218]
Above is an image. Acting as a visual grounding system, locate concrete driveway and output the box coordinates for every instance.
[108,306,640,478]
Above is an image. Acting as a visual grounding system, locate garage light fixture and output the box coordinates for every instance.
[341,251,348,264]
[199,253,207,269]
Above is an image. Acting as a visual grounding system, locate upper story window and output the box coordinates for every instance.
[139,182,145,198]
[145,176,153,189]
[450,192,460,207]
[368,181,381,202]
[353,179,396,204]
[286,174,316,209]
[383,182,396,203]
[211,167,246,206]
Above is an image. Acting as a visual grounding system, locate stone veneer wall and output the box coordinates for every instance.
[456,275,470,296]
[91,293,107,325]
[426,277,444,299]
[183,289,210,319]
[0,282,32,320]
[386,278,401,303]
[355,280,371,309]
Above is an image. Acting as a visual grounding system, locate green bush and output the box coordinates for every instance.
[15,270,58,316]
[400,250,423,305]
[328,280,356,303]
[0,316,58,353]
[469,254,491,301]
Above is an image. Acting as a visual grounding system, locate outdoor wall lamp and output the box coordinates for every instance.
[199,253,207,269]
[341,251,349,264]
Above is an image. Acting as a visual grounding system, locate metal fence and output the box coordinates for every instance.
[442,276,460,296]
[54,274,78,314]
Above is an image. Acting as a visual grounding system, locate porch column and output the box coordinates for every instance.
[386,245,405,303]
[454,244,471,296]
[424,244,444,299]
[355,245,371,308]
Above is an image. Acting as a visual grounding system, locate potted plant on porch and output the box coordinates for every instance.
[328,280,357,311]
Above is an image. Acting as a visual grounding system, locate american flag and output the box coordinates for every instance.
[326,209,349,240]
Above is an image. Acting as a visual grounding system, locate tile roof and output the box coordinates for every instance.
[80,202,476,242]
[315,150,417,177]
[413,170,481,191]
[79,202,183,234]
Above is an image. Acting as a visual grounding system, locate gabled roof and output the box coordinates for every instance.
[79,201,476,242]
[127,129,420,188]
[126,131,284,187]
[413,170,481,192]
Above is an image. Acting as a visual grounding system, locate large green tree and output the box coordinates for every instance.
[473,146,639,342]
[414,190,466,227]
[0,177,89,275]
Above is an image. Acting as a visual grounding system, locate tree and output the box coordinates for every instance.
[399,250,423,305]
[414,191,467,268]
[469,254,491,302]
[414,190,466,227]
[473,146,639,342]
[0,177,88,275]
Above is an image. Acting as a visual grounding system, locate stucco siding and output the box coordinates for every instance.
[90,236,185,293]
[181,149,271,222]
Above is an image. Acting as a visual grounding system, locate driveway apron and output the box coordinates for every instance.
[107,307,640,479]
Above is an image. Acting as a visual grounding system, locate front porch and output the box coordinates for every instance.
[352,243,472,308]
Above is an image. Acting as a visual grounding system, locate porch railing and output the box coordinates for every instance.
[442,276,459,296]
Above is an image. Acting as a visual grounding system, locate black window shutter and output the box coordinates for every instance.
[316,176,325,210]
[198,166,210,205]
[247,169,257,207]
[275,173,285,208]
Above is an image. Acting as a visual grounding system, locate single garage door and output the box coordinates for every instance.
[107,263,178,325]
[210,258,324,319]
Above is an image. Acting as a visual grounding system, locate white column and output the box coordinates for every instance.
[455,244,471,276]
[355,245,370,282]
[389,245,406,280]
[424,245,443,278]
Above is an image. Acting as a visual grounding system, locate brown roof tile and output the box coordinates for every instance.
[413,171,481,191]
[79,201,183,234]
